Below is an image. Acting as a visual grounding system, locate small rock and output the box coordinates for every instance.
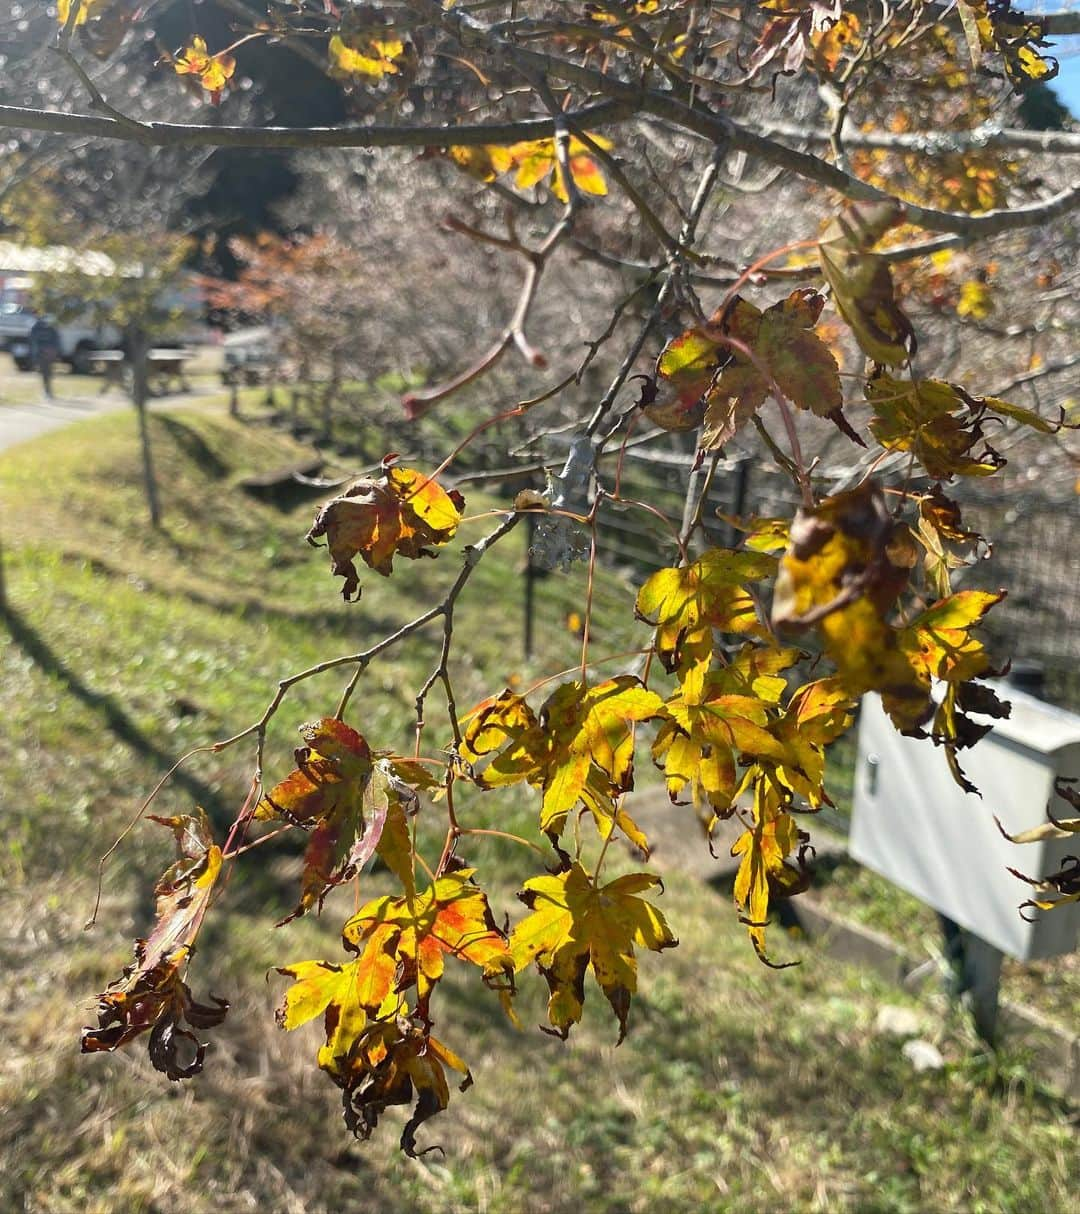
[902,1038,945,1072]
[874,1005,924,1038]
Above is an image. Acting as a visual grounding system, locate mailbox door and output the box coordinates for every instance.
[849,695,1080,961]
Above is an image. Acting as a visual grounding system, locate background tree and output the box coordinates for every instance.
[2,0,1079,1159]
[30,226,194,527]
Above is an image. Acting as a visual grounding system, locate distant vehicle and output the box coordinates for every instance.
[222,326,278,385]
[0,240,210,374]
[0,276,122,374]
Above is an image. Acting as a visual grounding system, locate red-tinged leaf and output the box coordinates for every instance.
[342,869,514,1014]
[171,36,236,103]
[258,722,424,920]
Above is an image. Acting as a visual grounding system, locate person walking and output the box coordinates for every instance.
[29,316,61,400]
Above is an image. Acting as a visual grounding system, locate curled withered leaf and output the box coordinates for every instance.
[916,485,988,599]
[745,0,844,79]
[996,779,1080,844]
[81,810,227,1079]
[864,371,1062,479]
[307,462,465,601]
[277,954,471,1156]
[819,202,916,368]
[1011,856,1080,919]
[341,1022,472,1157]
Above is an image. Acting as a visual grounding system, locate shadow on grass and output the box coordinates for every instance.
[154,414,229,479]
[1,600,229,824]
[53,548,408,634]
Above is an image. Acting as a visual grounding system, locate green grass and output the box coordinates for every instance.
[1,407,1077,1213]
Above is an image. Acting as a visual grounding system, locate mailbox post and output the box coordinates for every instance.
[850,686,1080,1039]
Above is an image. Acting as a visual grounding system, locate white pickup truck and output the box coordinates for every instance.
[0,276,122,373]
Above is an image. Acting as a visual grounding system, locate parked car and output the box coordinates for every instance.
[0,277,121,373]
[222,326,278,385]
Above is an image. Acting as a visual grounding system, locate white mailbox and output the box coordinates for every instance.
[849,688,1080,962]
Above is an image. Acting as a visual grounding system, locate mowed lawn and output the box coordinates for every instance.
[0,406,1076,1213]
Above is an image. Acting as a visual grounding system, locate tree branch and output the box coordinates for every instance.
[0,100,632,150]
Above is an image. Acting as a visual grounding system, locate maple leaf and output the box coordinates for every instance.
[731,779,809,965]
[646,314,728,432]
[506,134,614,202]
[635,547,776,674]
[341,869,514,1014]
[649,290,854,447]
[277,956,404,1086]
[172,36,236,104]
[257,720,421,919]
[81,809,229,1079]
[914,486,986,600]
[812,11,861,73]
[959,1,1058,90]
[328,33,413,81]
[869,371,1066,481]
[866,371,1003,478]
[447,144,514,182]
[701,289,856,449]
[772,481,919,703]
[460,677,665,842]
[654,645,796,819]
[307,462,465,601]
[771,676,857,808]
[819,202,917,367]
[888,590,1008,788]
[510,863,676,1041]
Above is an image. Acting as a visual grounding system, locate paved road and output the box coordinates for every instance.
[0,363,225,454]
[0,390,132,453]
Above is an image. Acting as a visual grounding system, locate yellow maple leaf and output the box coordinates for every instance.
[510,862,676,1041]
[173,36,237,101]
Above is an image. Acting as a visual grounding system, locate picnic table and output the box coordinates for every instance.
[85,347,196,396]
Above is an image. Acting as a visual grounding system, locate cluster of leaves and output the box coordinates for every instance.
[447,133,613,202]
[745,0,1055,92]
[82,178,1075,1147]
[65,0,1080,1162]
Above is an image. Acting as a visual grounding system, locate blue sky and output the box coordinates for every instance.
[1048,42,1080,114]
[1021,4,1080,114]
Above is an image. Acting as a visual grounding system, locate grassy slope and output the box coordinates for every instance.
[0,407,1076,1213]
